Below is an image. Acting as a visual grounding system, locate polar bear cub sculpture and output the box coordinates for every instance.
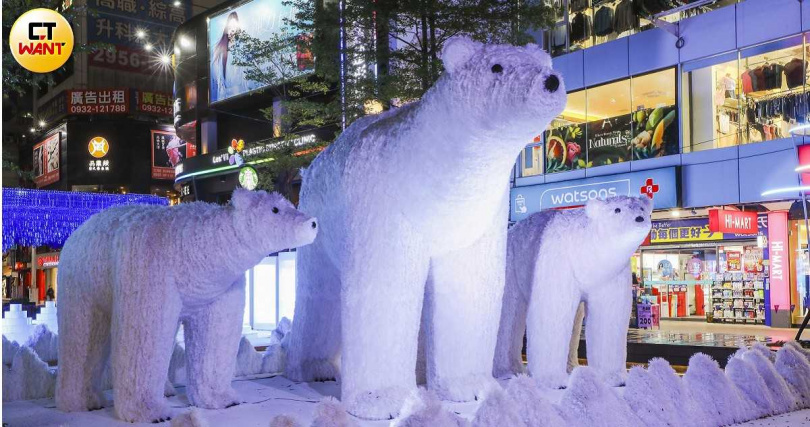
[56,189,317,423]
[494,196,651,388]
[287,37,567,419]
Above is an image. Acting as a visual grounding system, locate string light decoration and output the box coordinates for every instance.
[2,188,168,252]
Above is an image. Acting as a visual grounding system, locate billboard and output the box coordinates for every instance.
[510,167,678,221]
[152,129,196,180]
[67,88,129,114]
[208,0,301,103]
[135,90,173,116]
[33,133,60,188]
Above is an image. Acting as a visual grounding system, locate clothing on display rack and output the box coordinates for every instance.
[784,58,807,89]
[570,12,592,43]
[594,6,615,36]
[741,60,793,94]
[570,0,591,13]
[635,0,677,16]
[551,24,568,48]
[745,91,810,141]
[613,0,638,33]
[741,70,753,94]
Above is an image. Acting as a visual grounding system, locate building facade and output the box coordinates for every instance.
[514,0,810,328]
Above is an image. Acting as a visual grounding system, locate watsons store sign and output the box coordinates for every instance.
[510,167,677,221]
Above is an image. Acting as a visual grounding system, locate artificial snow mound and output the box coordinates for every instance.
[495,196,652,387]
[726,352,778,418]
[741,348,799,414]
[392,388,468,427]
[505,374,565,427]
[774,345,810,408]
[269,415,304,427]
[684,353,749,425]
[170,407,210,427]
[310,397,360,427]
[2,345,56,401]
[3,335,21,365]
[288,36,567,419]
[623,366,679,426]
[24,324,58,364]
[55,189,318,422]
[558,366,642,426]
[471,384,523,427]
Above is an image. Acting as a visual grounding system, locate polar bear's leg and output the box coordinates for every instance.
[55,299,112,412]
[287,240,341,382]
[183,279,243,408]
[425,225,505,401]
[493,259,528,378]
[527,273,581,388]
[111,290,182,423]
[340,237,430,420]
[584,269,632,386]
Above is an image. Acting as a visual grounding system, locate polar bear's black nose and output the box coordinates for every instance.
[544,75,560,92]
[635,216,645,223]
[311,221,317,229]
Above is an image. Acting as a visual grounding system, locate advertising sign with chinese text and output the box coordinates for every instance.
[88,0,190,73]
[152,129,196,179]
[135,90,172,115]
[67,89,129,114]
[33,133,60,188]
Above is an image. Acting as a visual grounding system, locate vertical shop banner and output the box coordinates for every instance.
[545,123,585,173]
[766,212,789,315]
[67,89,130,114]
[88,0,190,73]
[631,105,679,160]
[586,113,632,167]
[208,0,309,103]
[151,129,196,179]
[33,134,61,188]
[135,90,172,115]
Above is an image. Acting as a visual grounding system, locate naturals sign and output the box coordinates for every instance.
[510,167,677,221]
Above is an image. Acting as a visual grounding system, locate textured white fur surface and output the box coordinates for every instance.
[287,37,566,419]
[3,335,21,365]
[646,357,712,427]
[623,366,678,426]
[270,414,305,427]
[55,189,317,422]
[24,324,59,364]
[741,348,799,414]
[495,196,652,387]
[311,397,360,427]
[505,374,565,427]
[774,345,810,408]
[471,385,523,427]
[726,352,778,419]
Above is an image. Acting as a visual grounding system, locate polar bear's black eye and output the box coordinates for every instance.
[491,64,503,73]
[272,207,279,214]
[614,208,621,214]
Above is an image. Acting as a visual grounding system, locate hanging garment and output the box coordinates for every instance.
[769,63,783,90]
[784,58,806,89]
[570,12,592,43]
[570,0,591,13]
[762,65,775,90]
[594,6,615,36]
[613,0,638,33]
[719,112,731,134]
[753,67,767,91]
[551,24,568,48]
[741,70,753,94]
[749,70,759,92]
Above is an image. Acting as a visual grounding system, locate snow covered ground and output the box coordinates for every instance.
[3,374,808,426]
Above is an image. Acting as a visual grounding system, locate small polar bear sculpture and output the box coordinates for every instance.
[494,196,651,388]
[287,36,567,419]
[55,189,318,423]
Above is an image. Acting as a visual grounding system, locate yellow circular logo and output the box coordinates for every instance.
[9,9,74,73]
[88,137,109,158]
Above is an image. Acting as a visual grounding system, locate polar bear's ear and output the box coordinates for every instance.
[231,188,258,210]
[441,36,483,74]
[585,198,607,219]
[641,195,654,211]
[524,43,552,68]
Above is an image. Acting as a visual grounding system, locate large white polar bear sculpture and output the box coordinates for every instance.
[55,190,317,423]
[287,36,567,419]
[494,196,651,388]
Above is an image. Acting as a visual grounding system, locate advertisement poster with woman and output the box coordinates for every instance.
[33,133,60,188]
[151,129,196,180]
[208,0,303,103]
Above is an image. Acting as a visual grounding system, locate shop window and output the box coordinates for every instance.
[682,38,808,152]
[545,90,587,173]
[630,69,678,160]
[586,78,631,167]
[544,0,739,57]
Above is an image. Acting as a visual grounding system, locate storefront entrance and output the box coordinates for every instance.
[243,251,297,331]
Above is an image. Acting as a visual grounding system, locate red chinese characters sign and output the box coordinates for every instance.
[136,91,172,116]
[67,89,129,114]
[708,209,758,234]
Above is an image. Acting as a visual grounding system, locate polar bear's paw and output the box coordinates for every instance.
[431,373,497,402]
[344,385,412,420]
[114,399,172,424]
[286,358,339,382]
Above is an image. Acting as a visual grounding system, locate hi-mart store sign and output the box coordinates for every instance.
[510,167,678,221]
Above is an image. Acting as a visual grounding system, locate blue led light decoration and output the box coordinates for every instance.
[2,188,168,252]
